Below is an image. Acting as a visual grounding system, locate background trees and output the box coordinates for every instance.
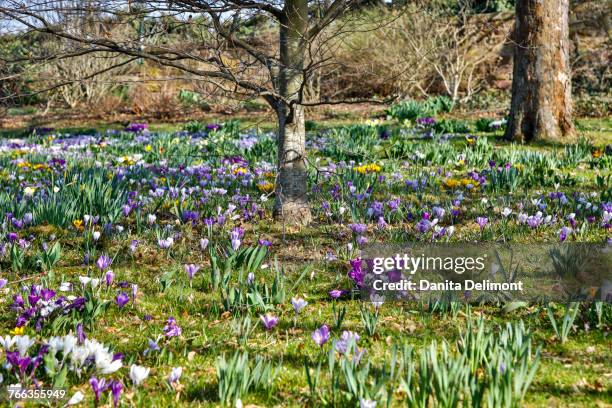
[504,0,575,143]
[0,0,384,224]
[0,1,609,222]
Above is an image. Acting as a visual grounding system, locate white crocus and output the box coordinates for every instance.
[360,399,377,408]
[62,334,78,355]
[15,336,35,356]
[59,282,72,292]
[95,349,122,374]
[130,364,150,386]
[66,391,84,406]
[78,276,91,287]
[0,335,16,350]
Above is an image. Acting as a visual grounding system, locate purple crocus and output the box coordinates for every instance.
[335,331,360,354]
[184,264,200,281]
[258,239,272,247]
[348,258,364,287]
[40,288,55,301]
[259,314,279,330]
[144,338,160,355]
[291,297,308,314]
[116,292,129,308]
[105,270,115,287]
[163,317,182,337]
[230,227,243,251]
[476,217,488,229]
[348,223,367,235]
[96,254,112,271]
[200,238,209,251]
[110,380,123,407]
[77,323,86,344]
[125,123,148,133]
[559,226,572,242]
[158,237,174,249]
[89,377,108,402]
[311,324,330,347]
[130,240,139,252]
[329,289,344,299]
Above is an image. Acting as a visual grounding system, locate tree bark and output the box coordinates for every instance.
[504,0,575,143]
[273,0,312,225]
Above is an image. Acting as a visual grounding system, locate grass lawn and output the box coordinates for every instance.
[0,114,610,407]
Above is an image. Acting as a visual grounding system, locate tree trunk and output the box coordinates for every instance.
[504,0,575,143]
[273,0,312,225]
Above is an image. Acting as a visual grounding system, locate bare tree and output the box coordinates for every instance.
[0,0,380,225]
[505,0,575,143]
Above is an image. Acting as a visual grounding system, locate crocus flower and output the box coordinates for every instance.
[259,313,279,330]
[116,292,129,308]
[77,323,86,344]
[230,228,242,251]
[0,278,7,289]
[148,214,157,225]
[144,338,160,355]
[158,237,174,249]
[89,377,108,402]
[329,289,344,299]
[129,364,150,386]
[131,284,138,303]
[105,270,114,287]
[184,264,200,281]
[66,391,84,406]
[163,317,182,337]
[311,325,330,347]
[348,223,367,235]
[258,239,272,247]
[130,240,139,252]
[559,226,572,242]
[200,238,209,251]
[348,258,364,287]
[110,381,123,407]
[360,399,377,408]
[168,367,183,384]
[291,297,308,314]
[96,254,112,271]
[335,331,360,354]
[476,217,488,229]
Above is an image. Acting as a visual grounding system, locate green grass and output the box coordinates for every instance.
[0,116,610,407]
